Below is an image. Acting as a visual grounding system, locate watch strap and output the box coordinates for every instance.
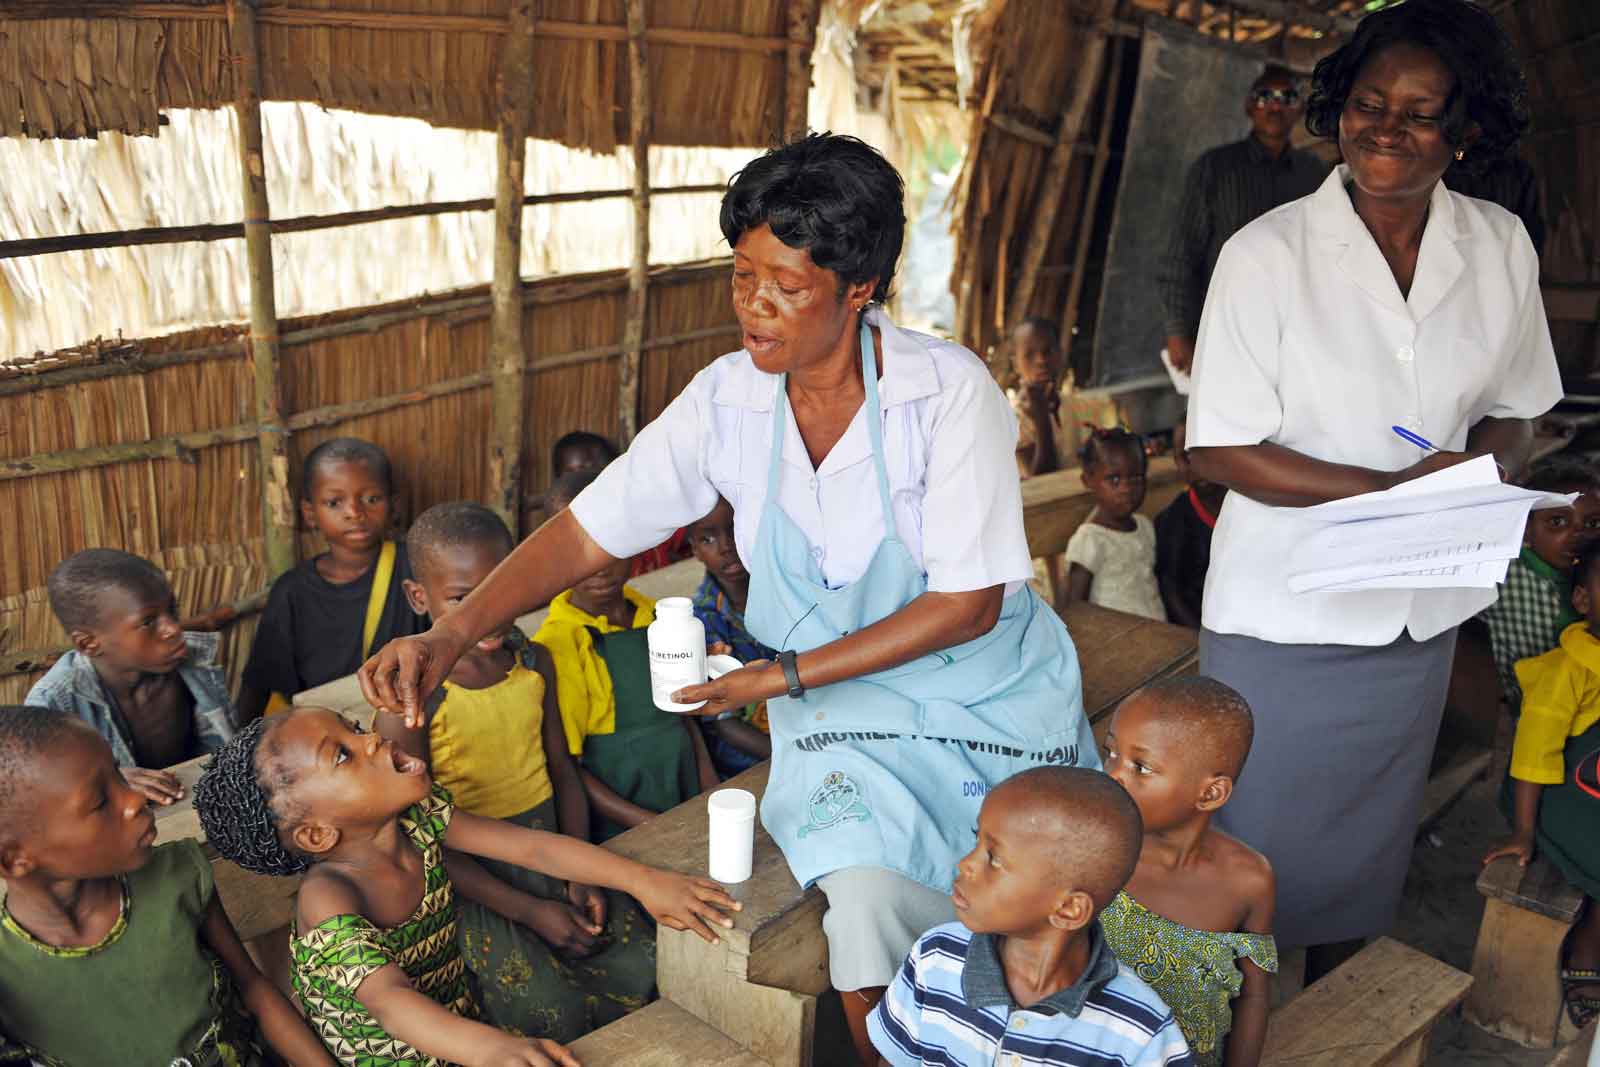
[778,650,805,700]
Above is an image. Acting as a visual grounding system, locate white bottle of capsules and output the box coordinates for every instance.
[648,597,707,712]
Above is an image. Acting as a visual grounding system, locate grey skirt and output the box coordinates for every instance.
[1200,627,1457,948]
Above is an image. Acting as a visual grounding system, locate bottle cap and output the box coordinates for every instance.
[656,596,694,618]
[708,788,757,820]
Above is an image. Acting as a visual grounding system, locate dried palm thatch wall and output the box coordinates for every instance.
[0,1,797,148]
[0,260,736,701]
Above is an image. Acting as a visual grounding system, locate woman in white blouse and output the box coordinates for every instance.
[360,134,1097,1062]
[1186,0,1560,980]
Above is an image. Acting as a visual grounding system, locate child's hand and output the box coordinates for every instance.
[481,1034,580,1067]
[1022,379,1059,421]
[708,641,734,656]
[523,898,603,958]
[1483,830,1536,867]
[633,870,741,944]
[567,881,608,931]
[124,767,185,806]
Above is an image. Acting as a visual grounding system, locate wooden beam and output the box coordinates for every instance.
[617,0,650,448]
[487,0,536,535]
[0,184,726,261]
[1059,35,1126,347]
[784,0,819,139]
[1006,5,1116,331]
[228,0,294,579]
[1,5,794,53]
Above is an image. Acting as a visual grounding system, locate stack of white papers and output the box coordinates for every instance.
[1288,455,1576,594]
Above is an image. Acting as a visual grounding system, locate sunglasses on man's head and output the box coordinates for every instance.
[1253,88,1301,107]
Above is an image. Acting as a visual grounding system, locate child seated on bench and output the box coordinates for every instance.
[1063,428,1166,621]
[1486,537,1600,1029]
[0,707,331,1067]
[1100,677,1277,1067]
[376,501,656,1040]
[193,708,738,1067]
[1479,457,1600,715]
[240,438,425,719]
[869,766,1195,1067]
[27,549,241,806]
[686,496,773,775]
[537,472,719,840]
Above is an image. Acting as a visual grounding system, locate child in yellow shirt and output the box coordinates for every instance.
[1486,538,1600,1028]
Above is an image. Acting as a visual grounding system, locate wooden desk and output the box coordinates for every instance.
[1058,601,1199,730]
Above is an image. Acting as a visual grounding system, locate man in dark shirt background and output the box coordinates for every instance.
[1158,65,1329,373]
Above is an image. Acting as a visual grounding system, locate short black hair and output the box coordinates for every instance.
[407,502,515,580]
[1251,64,1297,95]
[1305,0,1529,174]
[551,431,619,478]
[1527,457,1600,497]
[1078,426,1146,475]
[301,437,394,500]
[995,766,1142,909]
[0,707,88,835]
[546,469,601,515]
[1131,676,1255,780]
[720,133,906,305]
[1012,317,1060,348]
[46,548,172,633]
[193,716,310,876]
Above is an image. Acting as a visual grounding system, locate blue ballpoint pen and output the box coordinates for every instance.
[1391,425,1439,452]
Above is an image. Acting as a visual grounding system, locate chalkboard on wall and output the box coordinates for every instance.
[1089,23,1270,389]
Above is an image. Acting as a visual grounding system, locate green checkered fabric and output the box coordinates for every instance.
[1480,548,1580,712]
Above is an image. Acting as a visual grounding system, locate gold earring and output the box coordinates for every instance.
[1454,148,1465,161]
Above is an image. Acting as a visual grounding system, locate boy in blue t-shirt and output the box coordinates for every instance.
[870,767,1195,1067]
[686,496,773,775]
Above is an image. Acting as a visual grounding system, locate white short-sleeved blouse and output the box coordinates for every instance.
[570,307,1034,596]
[1188,165,1563,646]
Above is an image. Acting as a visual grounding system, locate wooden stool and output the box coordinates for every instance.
[569,1000,772,1066]
[1262,937,1472,1066]
[1467,855,1585,1048]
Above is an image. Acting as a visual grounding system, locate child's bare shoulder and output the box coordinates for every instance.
[1209,827,1275,906]
[297,864,371,929]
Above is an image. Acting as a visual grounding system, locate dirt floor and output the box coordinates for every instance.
[1395,775,1582,1065]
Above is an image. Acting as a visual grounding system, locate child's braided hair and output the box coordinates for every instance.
[1077,425,1146,475]
[194,716,310,876]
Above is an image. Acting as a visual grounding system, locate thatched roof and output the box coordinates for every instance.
[0,1,806,148]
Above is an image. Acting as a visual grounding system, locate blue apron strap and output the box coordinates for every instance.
[767,373,790,491]
[859,319,897,529]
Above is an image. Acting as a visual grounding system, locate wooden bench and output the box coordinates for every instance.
[1261,937,1473,1066]
[1467,855,1586,1048]
[568,1000,771,1066]
[1549,1021,1597,1067]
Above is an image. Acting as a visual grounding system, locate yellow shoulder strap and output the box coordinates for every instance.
[362,540,399,658]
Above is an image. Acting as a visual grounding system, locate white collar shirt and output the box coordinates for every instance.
[1187,165,1562,646]
[570,306,1033,596]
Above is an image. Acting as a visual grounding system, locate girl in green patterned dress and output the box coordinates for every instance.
[194,707,739,1067]
[1099,678,1278,1067]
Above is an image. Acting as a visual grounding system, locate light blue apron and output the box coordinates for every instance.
[744,322,1099,894]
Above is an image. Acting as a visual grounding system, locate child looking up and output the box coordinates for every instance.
[193,709,739,1067]
[1064,428,1166,621]
[240,438,425,719]
[538,473,719,840]
[0,707,331,1067]
[27,549,241,806]
[1155,418,1226,629]
[379,502,656,1040]
[1480,458,1600,714]
[1100,677,1276,1067]
[1485,537,1600,1029]
[870,766,1194,1067]
[1008,317,1073,480]
[686,496,774,775]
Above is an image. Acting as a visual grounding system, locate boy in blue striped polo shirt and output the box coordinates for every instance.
[869,767,1195,1067]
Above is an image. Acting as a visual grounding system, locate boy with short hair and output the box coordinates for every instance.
[26,549,241,806]
[687,496,773,775]
[1480,457,1600,713]
[869,767,1195,1067]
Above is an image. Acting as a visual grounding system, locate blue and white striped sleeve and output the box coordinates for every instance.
[1133,1013,1198,1067]
[867,939,926,1067]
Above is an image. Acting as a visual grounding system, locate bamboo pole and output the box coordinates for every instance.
[487,0,537,535]
[784,0,819,139]
[0,184,726,262]
[227,0,295,579]
[1059,34,1127,348]
[617,0,650,447]
[1005,4,1116,332]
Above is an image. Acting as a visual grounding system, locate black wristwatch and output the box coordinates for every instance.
[778,650,805,700]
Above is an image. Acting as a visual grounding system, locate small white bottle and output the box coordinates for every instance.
[648,597,707,712]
